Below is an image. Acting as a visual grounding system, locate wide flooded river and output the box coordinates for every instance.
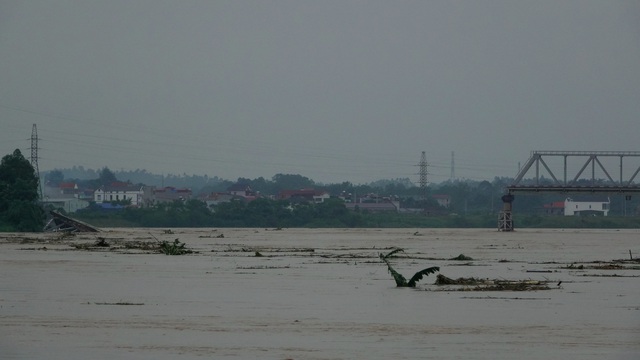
[1,228,639,359]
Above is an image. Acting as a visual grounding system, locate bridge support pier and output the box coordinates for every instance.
[498,194,514,231]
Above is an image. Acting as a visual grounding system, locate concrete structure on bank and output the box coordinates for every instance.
[564,197,610,216]
[542,197,611,216]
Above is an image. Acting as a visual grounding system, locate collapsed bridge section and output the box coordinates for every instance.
[44,210,100,232]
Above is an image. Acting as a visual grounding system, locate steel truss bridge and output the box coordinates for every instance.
[507,151,640,194]
[499,151,640,231]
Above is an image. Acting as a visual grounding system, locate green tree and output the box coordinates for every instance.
[271,173,315,192]
[98,167,118,185]
[0,149,45,231]
[468,180,495,214]
[45,169,64,186]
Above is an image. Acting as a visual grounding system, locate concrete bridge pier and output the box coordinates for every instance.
[498,194,514,231]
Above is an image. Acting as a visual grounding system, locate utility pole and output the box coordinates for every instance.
[30,124,42,200]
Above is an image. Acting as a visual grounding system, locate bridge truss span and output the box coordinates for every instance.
[499,150,640,231]
[509,150,640,193]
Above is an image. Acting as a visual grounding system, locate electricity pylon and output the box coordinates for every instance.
[30,124,42,200]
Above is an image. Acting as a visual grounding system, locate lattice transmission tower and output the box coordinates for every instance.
[30,124,42,200]
[418,151,428,204]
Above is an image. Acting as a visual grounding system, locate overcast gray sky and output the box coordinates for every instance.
[1,1,639,184]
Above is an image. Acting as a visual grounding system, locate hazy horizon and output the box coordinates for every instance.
[40,163,434,187]
[2,1,639,184]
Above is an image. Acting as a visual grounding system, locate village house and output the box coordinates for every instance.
[542,201,565,215]
[42,182,91,213]
[227,183,254,197]
[345,201,400,213]
[58,182,79,196]
[541,197,610,216]
[278,189,330,203]
[201,192,236,207]
[152,186,192,204]
[341,192,400,213]
[44,182,80,199]
[432,194,451,208]
[198,183,259,208]
[94,184,145,206]
[337,191,354,203]
[564,197,610,216]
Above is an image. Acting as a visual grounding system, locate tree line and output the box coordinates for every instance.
[2,148,639,232]
[47,166,640,217]
[72,196,640,229]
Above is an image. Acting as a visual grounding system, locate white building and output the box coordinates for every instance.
[564,197,610,216]
[94,185,145,206]
[432,194,451,208]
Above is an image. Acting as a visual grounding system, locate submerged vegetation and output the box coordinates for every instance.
[158,238,192,255]
[68,234,193,255]
[379,248,440,287]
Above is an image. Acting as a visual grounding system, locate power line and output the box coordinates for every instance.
[2,103,516,183]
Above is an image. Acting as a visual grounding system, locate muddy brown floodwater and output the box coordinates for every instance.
[1,228,639,359]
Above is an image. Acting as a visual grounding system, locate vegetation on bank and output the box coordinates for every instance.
[46,165,640,230]
[0,149,45,231]
[46,167,640,217]
[72,197,640,229]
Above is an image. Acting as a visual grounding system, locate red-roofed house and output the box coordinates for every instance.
[227,183,254,197]
[543,201,565,215]
[58,182,78,195]
[153,186,192,204]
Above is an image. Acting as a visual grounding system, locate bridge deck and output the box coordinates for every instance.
[507,185,640,194]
